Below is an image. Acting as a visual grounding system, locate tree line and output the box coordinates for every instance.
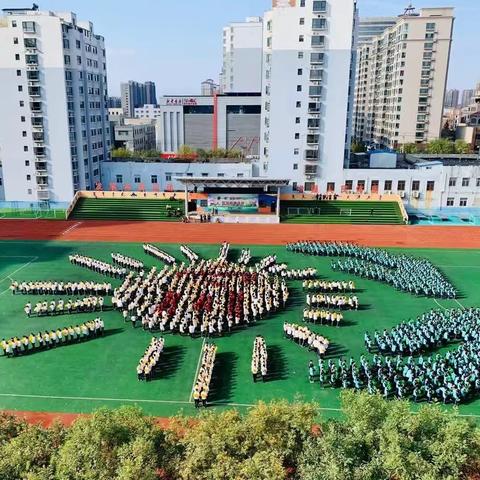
[1,391,479,480]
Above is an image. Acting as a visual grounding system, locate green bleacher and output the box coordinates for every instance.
[280,200,405,225]
[69,197,185,221]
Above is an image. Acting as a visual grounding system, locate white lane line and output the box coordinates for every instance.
[433,299,447,310]
[0,256,38,284]
[61,222,82,236]
[454,298,465,309]
[0,392,191,405]
[189,337,206,403]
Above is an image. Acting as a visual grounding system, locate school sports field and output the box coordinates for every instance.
[0,229,480,420]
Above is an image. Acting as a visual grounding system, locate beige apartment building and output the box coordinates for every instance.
[353,7,454,149]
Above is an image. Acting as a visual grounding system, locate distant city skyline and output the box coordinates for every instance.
[17,0,479,95]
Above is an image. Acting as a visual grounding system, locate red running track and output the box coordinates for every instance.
[0,219,480,248]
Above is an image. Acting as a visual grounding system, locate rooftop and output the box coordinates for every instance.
[175,177,289,188]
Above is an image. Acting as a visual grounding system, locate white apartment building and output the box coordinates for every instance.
[221,17,263,93]
[134,104,161,119]
[0,7,110,202]
[261,0,357,193]
[353,7,454,149]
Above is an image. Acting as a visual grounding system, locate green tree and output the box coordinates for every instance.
[178,145,196,157]
[111,148,133,158]
[168,400,317,480]
[351,141,366,153]
[0,422,65,480]
[402,143,420,154]
[298,391,480,480]
[425,138,455,154]
[54,406,165,480]
[454,139,470,154]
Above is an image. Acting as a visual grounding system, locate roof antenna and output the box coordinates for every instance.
[403,3,417,16]
[32,3,39,10]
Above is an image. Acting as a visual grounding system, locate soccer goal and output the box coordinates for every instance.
[340,208,352,217]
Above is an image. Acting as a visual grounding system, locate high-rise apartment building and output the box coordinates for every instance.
[260,0,357,192]
[0,7,110,202]
[353,7,454,148]
[461,89,475,108]
[201,78,220,96]
[444,88,459,108]
[121,80,157,116]
[145,81,157,105]
[357,17,396,47]
[221,17,263,93]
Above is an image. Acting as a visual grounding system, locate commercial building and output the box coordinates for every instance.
[201,79,220,96]
[221,17,263,93]
[120,80,157,117]
[260,0,357,192]
[444,88,459,108]
[113,118,156,152]
[0,6,110,202]
[353,7,454,149]
[357,16,396,46]
[101,158,254,192]
[157,93,261,155]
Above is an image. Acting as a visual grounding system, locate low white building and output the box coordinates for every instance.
[134,104,161,120]
[344,154,480,214]
[101,159,254,192]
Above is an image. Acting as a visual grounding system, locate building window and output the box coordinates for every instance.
[17,85,23,92]
[116,175,123,183]
[293,163,298,170]
[295,117,300,124]
[22,21,36,33]
[446,198,454,207]
[151,175,158,184]
[296,101,301,108]
[297,68,303,75]
[25,160,30,166]
[412,180,420,191]
[449,177,456,187]
[299,35,304,43]
[477,178,480,187]
[459,198,468,207]
[15,54,20,61]
[426,22,436,31]
[294,148,299,155]
[426,181,435,191]
[462,177,470,187]
[23,146,28,152]
[296,85,302,92]
[16,69,21,76]
[20,116,25,122]
[384,180,392,191]
[313,0,327,12]
[134,175,141,183]
[397,180,406,191]
[298,52,304,59]
[237,173,244,178]
[295,133,300,139]
[299,18,305,25]
[26,174,31,181]
[300,0,305,6]
[305,182,315,192]
[22,131,27,137]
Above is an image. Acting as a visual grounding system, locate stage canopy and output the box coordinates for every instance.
[175,177,290,189]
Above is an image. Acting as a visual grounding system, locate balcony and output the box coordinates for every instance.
[305,150,319,161]
[25,55,38,66]
[28,86,41,97]
[309,86,323,98]
[33,132,44,142]
[307,135,319,145]
[310,70,324,82]
[34,147,46,157]
[37,190,50,200]
[312,0,327,13]
[310,53,324,65]
[35,170,48,178]
[35,161,47,172]
[305,165,318,175]
[30,102,42,113]
[31,117,44,129]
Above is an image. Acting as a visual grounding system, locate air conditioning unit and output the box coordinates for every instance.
[399,191,406,198]
[412,191,420,199]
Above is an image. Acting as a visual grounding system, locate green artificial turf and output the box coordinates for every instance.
[0,240,479,419]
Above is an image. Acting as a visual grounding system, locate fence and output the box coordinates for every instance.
[0,201,69,220]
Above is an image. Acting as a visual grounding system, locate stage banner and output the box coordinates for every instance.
[207,194,259,213]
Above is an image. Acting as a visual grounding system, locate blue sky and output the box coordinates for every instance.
[8,0,478,95]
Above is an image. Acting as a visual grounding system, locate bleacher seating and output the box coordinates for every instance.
[69,197,185,221]
[280,200,404,225]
